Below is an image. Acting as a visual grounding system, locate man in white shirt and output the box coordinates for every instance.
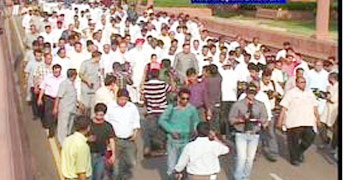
[244,37,261,56]
[114,41,131,64]
[100,44,116,76]
[52,48,71,78]
[219,62,239,139]
[37,64,65,138]
[174,122,229,180]
[306,60,329,115]
[105,89,140,180]
[275,42,291,61]
[40,25,55,46]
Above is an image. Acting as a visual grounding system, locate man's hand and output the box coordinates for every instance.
[175,172,183,180]
[52,106,58,116]
[172,132,179,139]
[107,154,116,166]
[37,98,43,106]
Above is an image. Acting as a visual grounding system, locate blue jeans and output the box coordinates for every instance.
[91,153,106,180]
[166,138,189,175]
[233,133,260,180]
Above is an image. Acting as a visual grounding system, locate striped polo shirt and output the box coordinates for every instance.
[143,79,171,114]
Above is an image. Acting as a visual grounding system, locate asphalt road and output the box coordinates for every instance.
[10,11,338,180]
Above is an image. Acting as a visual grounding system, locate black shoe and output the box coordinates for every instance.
[291,160,300,166]
[265,154,277,162]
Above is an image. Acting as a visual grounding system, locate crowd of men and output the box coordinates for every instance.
[20,1,339,180]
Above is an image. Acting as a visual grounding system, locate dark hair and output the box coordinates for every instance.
[117,88,130,98]
[197,122,210,137]
[151,53,157,58]
[262,69,272,77]
[161,59,171,68]
[66,69,77,78]
[208,64,219,76]
[94,103,107,114]
[148,69,160,80]
[104,74,117,86]
[248,63,260,72]
[92,51,102,58]
[57,48,65,55]
[52,64,62,70]
[186,67,197,76]
[178,88,191,97]
[74,115,91,131]
[329,72,338,81]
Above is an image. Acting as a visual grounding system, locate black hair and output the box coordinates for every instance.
[186,67,197,76]
[52,64,62,70]
[197,122,210,137]
[94,103,107,114]
[66,69,77,78]
[104,74,117,86]
[74,115,91,131]
[178,88,191,97]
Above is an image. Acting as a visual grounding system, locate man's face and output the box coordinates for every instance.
[45,26,51,33]
[94,111,105,122]
[117,96,129,107]
[210,47,216,54]
[58,49,66,58]
[45,55,53,64]
[75,44,82,52]
[202,47,208,56]
[151,55,157,62]
[57,22,63,29]
[246,91,256,101]
[103,45,110,53]
[193,41,199,48]
[119,43,127,53]
[296,78,306,91]
[249,70,258,78]
[262,75,271,85]
[187,74,198,84]
[314,61,323,72]
[53,67,61,77]
[30,25,36,33]
[296,70,304,78]
[35,52,42,61]
[183,45,190,54]
[178,93,190,107]
[275,62,282,70]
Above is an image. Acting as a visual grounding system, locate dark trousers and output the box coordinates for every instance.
[31,87,43,119]
[43,95,56,133]
[143,113,166,151]
[220,101,235,136]
[287,126,315,162]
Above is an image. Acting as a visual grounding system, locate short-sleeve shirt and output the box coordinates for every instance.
[57,79,77,111]
[229,99,268,132]
[79,59,101,93]
[61,132,92,179]
[90,121,116,153]
[279,87,318,129]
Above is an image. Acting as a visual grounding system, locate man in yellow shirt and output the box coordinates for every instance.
[61,115,92,180]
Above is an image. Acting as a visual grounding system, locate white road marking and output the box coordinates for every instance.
[269,173,284,180]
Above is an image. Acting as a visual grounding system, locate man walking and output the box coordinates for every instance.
[61,115,92,180]
[37,64,65,138]
[174,122,229,180]
[159,88,200,179]
[105,89,141,180]
[229,82,268,180]
[54,69,78,145]
[277,77,320,166]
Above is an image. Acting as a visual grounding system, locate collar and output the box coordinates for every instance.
[74,132,88,142]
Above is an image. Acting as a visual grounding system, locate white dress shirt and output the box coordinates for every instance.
[174,137,229,175]
[219,68,238,102]
[40,74,65,98]
[105,101,141,139]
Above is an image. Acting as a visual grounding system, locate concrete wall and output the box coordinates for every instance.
[0,9,34,180]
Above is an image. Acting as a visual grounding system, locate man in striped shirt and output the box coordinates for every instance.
[142,70,173,157]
